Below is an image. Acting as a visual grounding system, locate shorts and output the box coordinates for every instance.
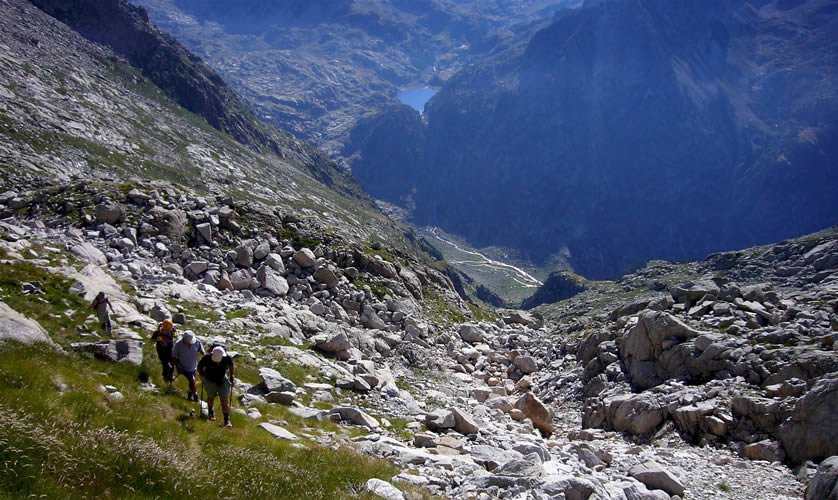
[203,378,231,400]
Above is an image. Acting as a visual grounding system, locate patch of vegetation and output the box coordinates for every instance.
[170,299,222,322]
[394,377,411,392]
[245,345,326,388]
[0,343,401,499]
[466,302,498,323]
[384,417,413,440]
[718,482,732,492]
[800,235,827,252]
[276,226,323,250]
[0,259,90,345]
[229,351,261,385]
[422,288,467,327]
[272,359,324,388]
[353,278,392,300]
[364,246,398,264]
[225,307,254,320]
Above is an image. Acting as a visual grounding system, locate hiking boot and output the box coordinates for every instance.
[223,420,232,428]
[208,410,216,421]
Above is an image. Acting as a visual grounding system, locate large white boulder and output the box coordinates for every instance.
[0,301,57,347]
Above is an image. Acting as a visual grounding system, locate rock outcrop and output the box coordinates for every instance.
[0,301,58,348]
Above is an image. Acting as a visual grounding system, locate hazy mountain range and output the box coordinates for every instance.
[134,0,837,287]
[132,0,579,157]
[356,0,838,278]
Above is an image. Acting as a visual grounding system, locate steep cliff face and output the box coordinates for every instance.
[406,0,838,278]
[344,105,426,205]
[29,0,366,199]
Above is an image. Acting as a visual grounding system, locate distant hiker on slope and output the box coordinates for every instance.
[90,291,115,336]
[172,331,204,401]
[151,318,177,382]
[198,346,235,427]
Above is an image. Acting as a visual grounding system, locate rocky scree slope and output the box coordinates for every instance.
[3,181,831,499]
[0,0,387,244]
[0,178,472,496]
[361,0,838,279]
[28,0,364,197]
[529,228,838,490]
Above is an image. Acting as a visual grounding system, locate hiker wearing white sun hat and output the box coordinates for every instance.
[172,331,204,401]
[198,345,235,427]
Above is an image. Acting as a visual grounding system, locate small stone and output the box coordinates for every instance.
[293,248,317,268]
[744,439,785,463]
[414,432,439,448]
[314,267,339,287]
[451,407,480,435]
[265,253,286,273]
[331,407,379,428]
[258,367,297,393]
[366,478,404,500]
[425,409,456,431]
[253,241,270,260]
[509,408,526,421]
[259,422,298,441]
[187,260,209,275]
[459,324,485,343]
[628,461,685,497]
[513,355,539,374]
[195,222,212,243]
[265,391,296,405]
[236,245,254,267]
[95,203,123,224]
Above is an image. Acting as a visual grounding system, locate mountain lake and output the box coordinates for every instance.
[397,87,437,112]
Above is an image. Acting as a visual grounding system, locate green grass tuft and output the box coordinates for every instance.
[225,307,253,320]
[422,288,466,327]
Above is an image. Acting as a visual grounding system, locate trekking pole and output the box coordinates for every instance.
[228,376,235,414]
[200,379,205,418]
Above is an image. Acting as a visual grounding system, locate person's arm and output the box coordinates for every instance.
[107,298,115,313]
[151,326,159,341]
[197,357,205,379]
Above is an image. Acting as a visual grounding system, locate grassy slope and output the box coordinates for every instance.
[0,250,408,499]
[0,343,397,499]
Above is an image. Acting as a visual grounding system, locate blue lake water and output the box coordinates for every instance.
[397,87,437,112]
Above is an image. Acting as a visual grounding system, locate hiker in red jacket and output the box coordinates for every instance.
[151,318,176,382]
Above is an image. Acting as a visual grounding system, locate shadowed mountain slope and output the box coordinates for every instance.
[399,0,838,279]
